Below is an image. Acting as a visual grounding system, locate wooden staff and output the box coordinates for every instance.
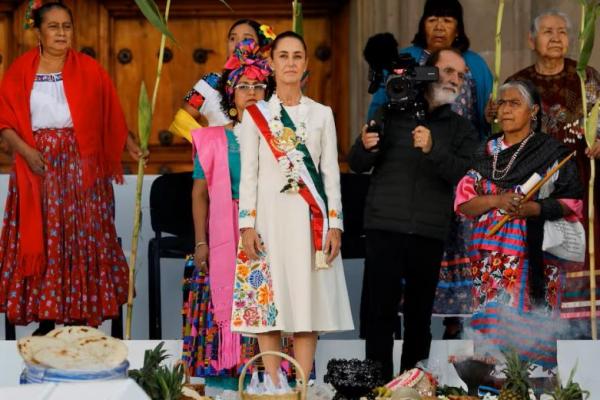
[486,151,576,237]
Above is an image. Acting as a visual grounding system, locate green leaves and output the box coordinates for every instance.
[577,1,600,148]
[293,0,304,37]
[549,363,590,400]
[218,0,233,11]
[577,1,600,74]
[128,342,184,400]
[586,101,600,148]
[134,0,175,43]
[137,82,152,150]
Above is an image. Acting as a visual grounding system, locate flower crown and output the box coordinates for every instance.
[223,38,273,103]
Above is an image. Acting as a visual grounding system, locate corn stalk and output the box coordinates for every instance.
[490,0,505,134]
[292,0,303,36]
[576,0,600,340]
[126,0,172,340]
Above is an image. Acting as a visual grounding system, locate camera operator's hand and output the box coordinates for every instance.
[412,125,432,154]
[361,122,380,152]
[485,96,499,124]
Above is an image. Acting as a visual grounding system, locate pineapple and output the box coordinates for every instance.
[498,349,533,400]
[129,342,185,400]
[548,365,589,400]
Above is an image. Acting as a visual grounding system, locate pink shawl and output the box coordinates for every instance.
[191,126,241,370]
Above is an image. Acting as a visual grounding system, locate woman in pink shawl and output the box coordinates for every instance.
[181,38,273,384]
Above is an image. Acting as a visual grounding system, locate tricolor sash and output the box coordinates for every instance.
[246,101,331,269]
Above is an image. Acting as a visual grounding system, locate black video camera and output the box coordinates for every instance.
[385,54,438,112]
[363,33,438,114]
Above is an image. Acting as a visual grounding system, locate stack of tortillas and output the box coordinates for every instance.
[17,326,128,371]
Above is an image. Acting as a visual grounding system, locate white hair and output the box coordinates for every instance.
[499,81,534,109]
[530,9,571,37]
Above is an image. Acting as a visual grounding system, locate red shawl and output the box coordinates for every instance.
[0,48,128,277]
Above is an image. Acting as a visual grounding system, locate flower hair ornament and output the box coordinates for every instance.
[24,0,43,29]
[258,24,276,54]
[223,38,272,104]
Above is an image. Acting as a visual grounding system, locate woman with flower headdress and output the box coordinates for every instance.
[170,20,275,141]
[181,38,274,383]
[234,31,354,385]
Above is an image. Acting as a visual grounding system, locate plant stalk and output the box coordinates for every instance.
[125,0,171,340]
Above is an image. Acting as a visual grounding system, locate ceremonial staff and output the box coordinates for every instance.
[486,151,576,237]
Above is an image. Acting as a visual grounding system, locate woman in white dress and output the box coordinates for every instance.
[233,31,354,383]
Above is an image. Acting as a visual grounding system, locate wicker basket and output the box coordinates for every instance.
[175,360,205,400]
[238,351,307,400]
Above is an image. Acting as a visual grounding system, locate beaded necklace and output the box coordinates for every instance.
[492,131,535,180]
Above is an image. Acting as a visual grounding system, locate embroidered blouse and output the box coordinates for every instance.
[30,73,73,131]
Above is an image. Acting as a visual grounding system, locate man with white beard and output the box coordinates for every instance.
[348,48,479,379]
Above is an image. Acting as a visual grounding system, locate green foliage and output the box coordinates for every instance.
[129,342,184,400]
[549,364,590,400]
[500,349,533,399]
[437,385,468,396]
[218,0,233,11]
[134,0,176,42]
[293,0,304,37]
[577,1,600,148]
[586,101,600,148]
[137,82,152,150]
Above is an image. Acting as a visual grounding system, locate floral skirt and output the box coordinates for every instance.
[182,257,296,378]
[0,128,129,326]
[469,250,561,369]
[182,257,259,377]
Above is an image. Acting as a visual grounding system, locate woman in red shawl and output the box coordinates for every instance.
[0,2,130,333]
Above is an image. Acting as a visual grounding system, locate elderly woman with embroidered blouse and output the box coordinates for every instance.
[457,80,583,367]
[486,10,600,322]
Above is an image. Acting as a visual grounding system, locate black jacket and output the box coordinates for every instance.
[348,104,479,240]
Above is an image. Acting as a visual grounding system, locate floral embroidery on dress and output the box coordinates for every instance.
[328,209,343,220]
[35,73,63,82]
[239,209,256,218]
[232,239,278,328]
[472,251,522,310]
[267,99,309,194]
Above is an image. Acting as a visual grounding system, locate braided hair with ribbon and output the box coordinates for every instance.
[219,38,273,120]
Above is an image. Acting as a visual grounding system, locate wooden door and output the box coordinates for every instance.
[112,14,343,173]
[0,13,11,80]
[0,0,349,173]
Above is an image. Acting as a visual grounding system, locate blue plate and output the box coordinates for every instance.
[21,360,129,384]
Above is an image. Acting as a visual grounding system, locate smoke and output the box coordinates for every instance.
[460,295,573,373]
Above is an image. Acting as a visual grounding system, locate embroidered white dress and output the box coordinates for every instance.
[233,95,354,335]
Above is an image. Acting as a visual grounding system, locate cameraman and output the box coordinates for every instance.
[349,48,478,378]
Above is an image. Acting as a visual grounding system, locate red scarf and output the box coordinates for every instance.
[0,48,128,277]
